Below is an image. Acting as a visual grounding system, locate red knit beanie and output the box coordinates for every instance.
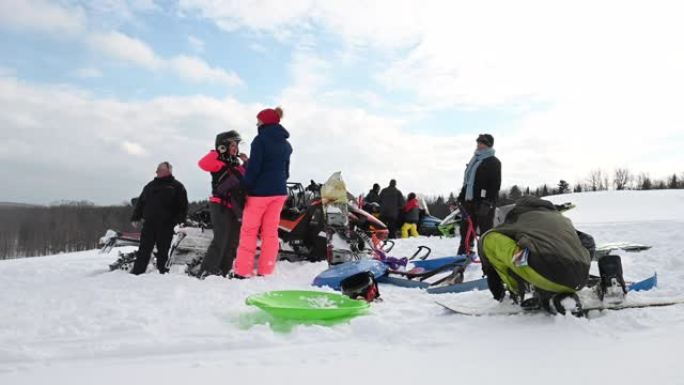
[257,106,283,125]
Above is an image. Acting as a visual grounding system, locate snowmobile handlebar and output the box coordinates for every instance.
[409,246,432,261]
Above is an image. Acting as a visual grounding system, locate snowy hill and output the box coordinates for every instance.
[544,189,684,224]
[1,190,684,385]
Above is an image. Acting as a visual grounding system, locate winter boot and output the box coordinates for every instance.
[550,293,583,317]
[597,254,627,302]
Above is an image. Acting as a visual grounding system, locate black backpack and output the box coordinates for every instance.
[213,166,247,219]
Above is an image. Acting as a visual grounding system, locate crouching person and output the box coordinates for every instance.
[478,196,591,314]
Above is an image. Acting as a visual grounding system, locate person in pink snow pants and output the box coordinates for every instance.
[232,107,292,278]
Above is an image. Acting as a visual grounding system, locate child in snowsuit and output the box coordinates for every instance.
[401,193,420,238]
[196,130,247,277]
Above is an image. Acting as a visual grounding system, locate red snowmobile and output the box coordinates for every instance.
[278,181,388,263]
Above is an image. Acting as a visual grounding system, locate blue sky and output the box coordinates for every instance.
[1,0,683,204]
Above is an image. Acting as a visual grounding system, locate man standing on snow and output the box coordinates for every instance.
[379,179,405,238]
[457,133,501,255]
[130,161,188,275]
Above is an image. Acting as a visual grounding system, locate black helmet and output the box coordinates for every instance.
[215,130,241,153]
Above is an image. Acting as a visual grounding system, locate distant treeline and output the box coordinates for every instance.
[0,201,206,260]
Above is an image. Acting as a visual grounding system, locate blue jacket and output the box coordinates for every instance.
[243,123,292,196]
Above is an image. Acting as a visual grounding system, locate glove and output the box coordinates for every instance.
[476,200,494,217]
[131,220,141,229]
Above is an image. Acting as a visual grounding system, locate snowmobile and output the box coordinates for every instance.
[437,201,576,237]
[279,181,388,264]
[101,205,214,273]
[181,180,389,271]
[99,230,141,271]
[170,205,214,275]
[418,213,442,236]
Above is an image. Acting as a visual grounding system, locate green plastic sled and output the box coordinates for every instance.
[245,290,370,321]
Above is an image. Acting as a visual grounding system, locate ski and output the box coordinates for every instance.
[436,297,684,317]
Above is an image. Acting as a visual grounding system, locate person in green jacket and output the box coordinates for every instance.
[478,196,592,312]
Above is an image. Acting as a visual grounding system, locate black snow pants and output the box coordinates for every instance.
[457,201,495,255]
[380,215,399,239]
[131,221,175,275]
[200,202,241,276]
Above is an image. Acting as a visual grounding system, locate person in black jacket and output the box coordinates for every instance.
[363,183,381,215]
[379,179,405,239]
[457,134,501,255]
[130,162,188,275]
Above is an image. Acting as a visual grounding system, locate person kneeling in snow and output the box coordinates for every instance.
[478,196,592,312]
[401,193,420,238]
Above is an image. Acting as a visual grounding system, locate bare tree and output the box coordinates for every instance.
[613,168,633,190]
[587,169,608,191]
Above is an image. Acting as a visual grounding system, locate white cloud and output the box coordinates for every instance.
[3,1,683,203]
[0,0,86,35]
[128,0,160,12]
[178,0,315,34]
[180,0,684,189]
[2,62,683,206]
[121,141,146,156]
[178,0,420,48]
[188,35,205,52]
[0,77,256,204]
[249,42,267,53]
[0,66,16,77]
[88,31,163,70]
[88,31,243,86]
[169,56,243,86]
[74,67,103,79]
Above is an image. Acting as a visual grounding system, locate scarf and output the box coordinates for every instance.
[463,147,495,201]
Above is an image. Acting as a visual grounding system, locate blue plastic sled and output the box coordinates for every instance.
[628,273,657,292]
[313,260,388,290]
[411,255,467,271]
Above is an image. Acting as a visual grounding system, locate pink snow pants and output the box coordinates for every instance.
[233,195,287,277]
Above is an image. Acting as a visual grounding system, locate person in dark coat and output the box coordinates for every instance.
[130,162,188,275]
[195,130,248,278]
[379,179,405,239]
[456,134,501,289]
[365,183,381,204]
[363,183,381,215]
[233,107,293,278]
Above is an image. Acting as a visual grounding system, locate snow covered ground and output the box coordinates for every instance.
[2,190,684,385]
